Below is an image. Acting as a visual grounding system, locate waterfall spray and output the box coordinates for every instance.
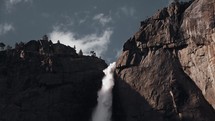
[92,62,116,121]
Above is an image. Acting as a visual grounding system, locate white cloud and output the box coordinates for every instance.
[169,0,177,4]
[115,49,122,58]
[5,0,32,12]
[79,19,86,24]
[0,23,14,36]
[8,0,31,4]
[49,27,113,57]
[168,0,190,4]
[78,16,89,24]
[120,6,136,17]
[93,13,112,26]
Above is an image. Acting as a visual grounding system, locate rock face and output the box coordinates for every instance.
[0,40,107,121]
[113,0,215,121]
[179,0,215,108]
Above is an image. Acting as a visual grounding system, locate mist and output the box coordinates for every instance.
[92,62,116,121]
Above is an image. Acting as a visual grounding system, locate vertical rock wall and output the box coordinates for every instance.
[113,0,215,121]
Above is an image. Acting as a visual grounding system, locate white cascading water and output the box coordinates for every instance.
[92,62,116,121]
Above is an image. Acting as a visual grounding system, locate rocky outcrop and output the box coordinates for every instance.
[179,0,215,108]
[113,0,215,121]
[0,40,107,121]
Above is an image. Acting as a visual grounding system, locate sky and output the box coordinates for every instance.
[0,0,172,63]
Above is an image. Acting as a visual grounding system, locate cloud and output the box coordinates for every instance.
[168,0,177,4]
[78,16,89,24]
[115,49,122,58]
[5,0,32,12]
[93,13,112,26]
[8,0,31,4]
[79,19,86,24]
[119,6,136,17]
[0,23,14,36]
[168,0,190,4]
[49,27,113,57]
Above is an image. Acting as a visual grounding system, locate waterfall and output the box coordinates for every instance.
[92,62,116,121]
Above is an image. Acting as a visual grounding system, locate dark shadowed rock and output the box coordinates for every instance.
[113,0,215,121]
[0,40,107,121]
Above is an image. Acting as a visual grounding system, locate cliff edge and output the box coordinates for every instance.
[0,39,107,121]
[113,0,215,121]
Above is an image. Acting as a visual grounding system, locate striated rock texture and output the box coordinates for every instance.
[179,0,215,108]
[0,40,107,121]
[113,0,215,121]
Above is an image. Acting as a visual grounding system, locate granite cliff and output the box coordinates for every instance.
[1,0,215,121]
[113,0,215,121]
[0,38,107,121]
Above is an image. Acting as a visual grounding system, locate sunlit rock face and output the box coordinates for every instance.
[179,0,215,108]
[113,0,215,121]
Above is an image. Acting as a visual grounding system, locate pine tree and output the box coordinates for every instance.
[57,40,60,44]
[78,49,83,56]
[0,42,5,50]
[90,51,96,57]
